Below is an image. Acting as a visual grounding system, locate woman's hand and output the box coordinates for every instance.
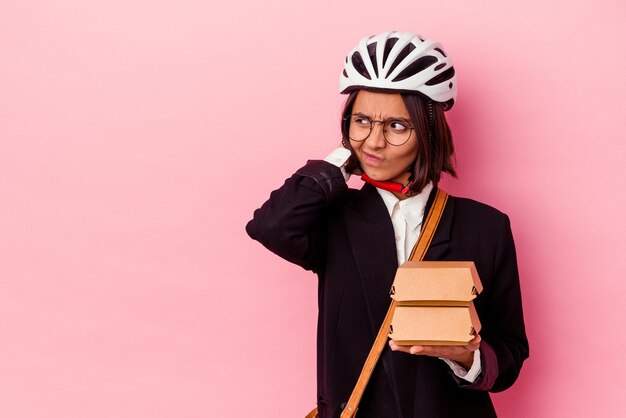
[388,334,481,370]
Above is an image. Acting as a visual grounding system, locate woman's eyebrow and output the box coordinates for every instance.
[352,111,411,121]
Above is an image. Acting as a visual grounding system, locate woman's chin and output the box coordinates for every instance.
[362,167,385,180]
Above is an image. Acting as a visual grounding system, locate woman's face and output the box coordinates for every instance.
[349,90,418,184]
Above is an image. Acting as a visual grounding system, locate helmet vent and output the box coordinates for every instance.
[382,37,399,68]
[386,43,416,78]
[434,47,447,57]
[367,42,379,77]
[351,51,371,80]
[393,55,438,82]
[425,67,455,86]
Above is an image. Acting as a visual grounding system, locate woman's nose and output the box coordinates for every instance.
[365,122,386,148]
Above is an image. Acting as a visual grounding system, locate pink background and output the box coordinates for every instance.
[1,1,625,417]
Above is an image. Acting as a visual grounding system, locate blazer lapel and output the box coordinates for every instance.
[343,184,402,412]
[422,186,454,261]
[343,184,398,334]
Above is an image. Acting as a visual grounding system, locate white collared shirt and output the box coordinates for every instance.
[376,184,433,266]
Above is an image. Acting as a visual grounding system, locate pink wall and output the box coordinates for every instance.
[1,1,625,417]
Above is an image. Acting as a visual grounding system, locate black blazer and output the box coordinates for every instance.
[247,161,529,418]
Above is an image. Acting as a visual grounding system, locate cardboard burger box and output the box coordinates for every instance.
[389,261,483,346]
[390,304,481,346]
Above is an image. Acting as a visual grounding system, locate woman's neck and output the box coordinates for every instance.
[361,172,414,200]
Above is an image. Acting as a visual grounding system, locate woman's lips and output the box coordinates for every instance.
[363,151,383,165]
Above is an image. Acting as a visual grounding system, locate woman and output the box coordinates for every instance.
[246,31,529,418]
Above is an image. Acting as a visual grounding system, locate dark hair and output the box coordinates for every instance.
[340,90,457,194]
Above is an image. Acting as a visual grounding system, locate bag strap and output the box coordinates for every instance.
[408,188,449,262]
[339,188,449,418]
[304,408,319,418]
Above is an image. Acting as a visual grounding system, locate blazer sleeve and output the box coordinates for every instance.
[462,214,529,392]
[245,160,349,272]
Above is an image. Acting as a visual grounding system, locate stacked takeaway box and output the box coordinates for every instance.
[389,261,483,346]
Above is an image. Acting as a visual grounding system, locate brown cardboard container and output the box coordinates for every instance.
[390,261,483,306]
[389,304,481,346]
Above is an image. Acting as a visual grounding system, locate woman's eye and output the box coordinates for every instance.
[353,117,371,126]
[389,120,409,131]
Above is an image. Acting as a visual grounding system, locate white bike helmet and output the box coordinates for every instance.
[340,31,457,110]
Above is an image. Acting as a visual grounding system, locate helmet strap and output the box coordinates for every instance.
[361,173,415,196]
[427,100,435,140]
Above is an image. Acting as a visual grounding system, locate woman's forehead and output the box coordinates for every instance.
[352,90,410,118]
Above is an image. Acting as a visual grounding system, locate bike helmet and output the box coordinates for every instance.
[339,31,457,110]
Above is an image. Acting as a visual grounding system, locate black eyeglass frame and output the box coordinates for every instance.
[342,114,415,147]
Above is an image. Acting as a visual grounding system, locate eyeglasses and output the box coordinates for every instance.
[343,114,414,146]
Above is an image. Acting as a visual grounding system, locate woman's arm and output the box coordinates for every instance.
[246,160,350,272]
[466,214,529,392]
